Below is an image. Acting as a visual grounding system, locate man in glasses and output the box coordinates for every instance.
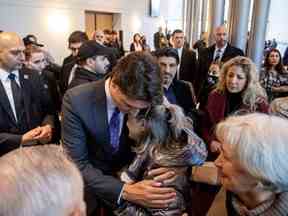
[0,32,55,156]
[68,40,110,89]
[62,52,177,215]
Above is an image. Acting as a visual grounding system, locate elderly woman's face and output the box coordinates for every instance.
[215,141,258,194]
[225,65,247,93]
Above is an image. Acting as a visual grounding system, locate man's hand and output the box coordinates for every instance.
[34,125,53,142]
[122,180,176,208]
[21,127,42,144]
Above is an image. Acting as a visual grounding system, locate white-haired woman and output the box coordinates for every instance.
[202,56,269,160]
[214,113,288,215]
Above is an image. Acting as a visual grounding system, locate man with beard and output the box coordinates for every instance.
[154,47,197,123]
[68,40,111,89]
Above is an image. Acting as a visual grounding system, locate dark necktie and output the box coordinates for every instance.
[8,73,22,121]
[109,107,121,153]
[214,49,221,62]
[8,73,28,132]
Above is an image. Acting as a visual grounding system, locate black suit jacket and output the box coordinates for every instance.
[62,80,135,207]
[169,80,197,115]
[197,43,244,96]
[60,55,76,97]
[178,48,198,89]
[0,68,55,156]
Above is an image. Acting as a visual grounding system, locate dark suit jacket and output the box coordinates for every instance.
[60,55,76,97]
[197,43,244,96]
[62,80,135,207]
[68,67,105,90]
[169,80,197,116]
[41,69,61,112]
[178,48,198,90]
[0,68,55,156]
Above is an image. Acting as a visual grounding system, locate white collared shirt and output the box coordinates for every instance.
[0,68,21,121]
[104,78,124,137]
[68,64,78,85]
[176,47,183,79]
[213,43,228,61]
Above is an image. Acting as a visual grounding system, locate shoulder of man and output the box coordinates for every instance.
[65,79,105,101]
[226,43,244,56]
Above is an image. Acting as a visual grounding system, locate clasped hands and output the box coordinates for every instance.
[21,124,53,144]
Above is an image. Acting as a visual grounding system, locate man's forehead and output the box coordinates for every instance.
[0,33,24,51]
[30,52,45,60]
[70,42,82,48]
[215,26,227,34]
[158,56,177,64]
[174,32,184,37]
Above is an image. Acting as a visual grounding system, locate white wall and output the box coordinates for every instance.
[0,0,184,64]
[266,0,288,54]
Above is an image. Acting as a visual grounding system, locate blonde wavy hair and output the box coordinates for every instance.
[216,56,267,111]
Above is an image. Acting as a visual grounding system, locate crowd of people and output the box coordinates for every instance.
[0,24,288,216]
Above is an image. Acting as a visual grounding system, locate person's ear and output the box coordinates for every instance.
[86,57,94,66]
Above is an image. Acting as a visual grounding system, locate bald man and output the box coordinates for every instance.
[197,25,244,106]
[0,32,56,156]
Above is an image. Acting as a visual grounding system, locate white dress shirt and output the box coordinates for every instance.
[0,68,21,121]
[68,64,78,85]
[176,47,183,79]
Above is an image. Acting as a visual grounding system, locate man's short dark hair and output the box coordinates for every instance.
[111,52,163,105]
[172,29,184,36]
[154,47,179,65]
[68,31,88,44]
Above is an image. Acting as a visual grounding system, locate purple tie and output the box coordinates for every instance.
[109,107,120,153]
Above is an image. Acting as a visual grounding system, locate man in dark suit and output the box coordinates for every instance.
[62,52,177,215]
[24,46,61,142]
[60,31,88,97]
[0,32,55,156]
[197,25,244,105]
[172,29,198,91]
[154,47,197,118]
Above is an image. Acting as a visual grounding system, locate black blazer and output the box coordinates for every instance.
[0,68,55,156]
[197,43,244,96]
[59,55,76,97]
[178,48,198,88]
[62,80,135,207]
[170,79,197,115]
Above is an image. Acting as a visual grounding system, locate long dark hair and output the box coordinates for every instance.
[135,103,193,152]
[263,48,285,73]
